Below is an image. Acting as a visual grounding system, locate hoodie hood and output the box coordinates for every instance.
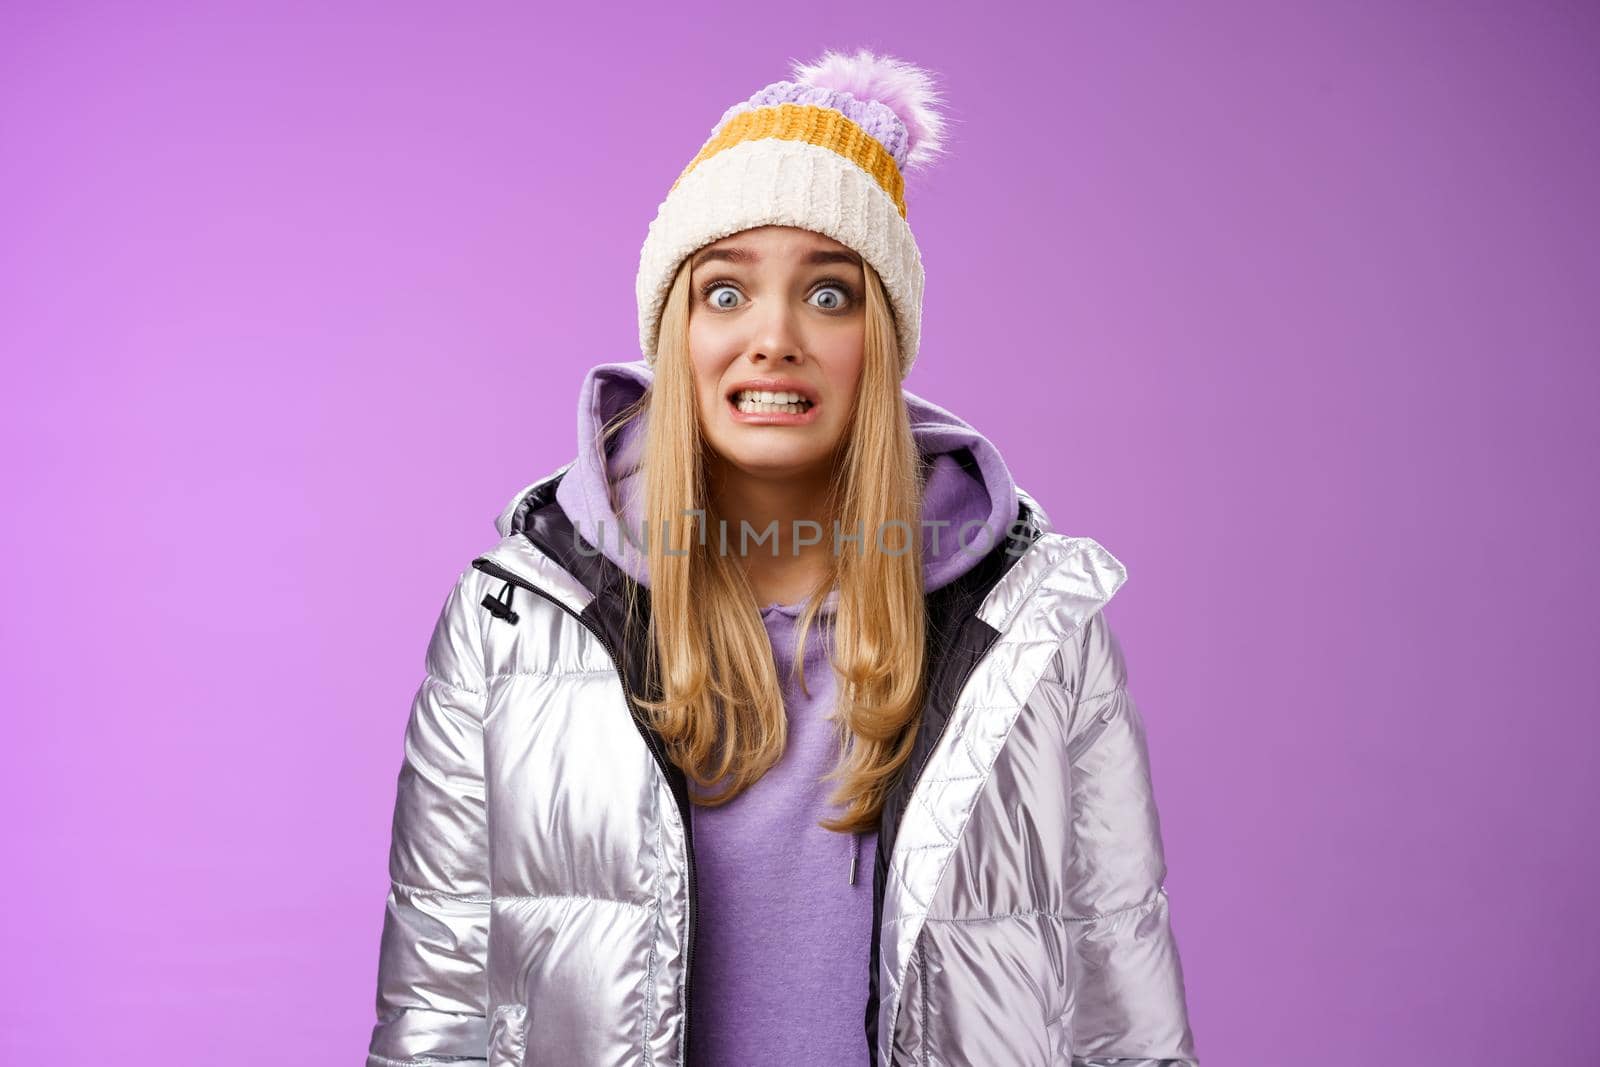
[551,358,1020,602]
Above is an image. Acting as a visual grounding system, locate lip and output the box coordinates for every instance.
[725,377,822,427]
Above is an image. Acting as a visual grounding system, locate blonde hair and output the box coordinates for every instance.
[600,255,928,834]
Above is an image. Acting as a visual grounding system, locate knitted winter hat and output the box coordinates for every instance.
[635,48,949,379]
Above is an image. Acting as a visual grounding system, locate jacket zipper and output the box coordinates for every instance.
[871,634,991,1065]
[470,556,698,1063]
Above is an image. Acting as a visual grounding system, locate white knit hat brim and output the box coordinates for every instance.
[635,138,925,377]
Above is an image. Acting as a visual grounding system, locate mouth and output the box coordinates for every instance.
[728,388,817,415]
[726,387,820,425]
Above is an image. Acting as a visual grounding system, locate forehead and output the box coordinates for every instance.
[691,227,862,270]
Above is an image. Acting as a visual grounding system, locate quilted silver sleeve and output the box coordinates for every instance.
[366,568,492,1066]
[1064,606,1200,1066]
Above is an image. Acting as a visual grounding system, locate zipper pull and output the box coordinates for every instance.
[480,580,520,624]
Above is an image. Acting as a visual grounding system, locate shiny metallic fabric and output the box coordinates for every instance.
[366,467,1198,1066]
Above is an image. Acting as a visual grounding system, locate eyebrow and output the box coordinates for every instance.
[690,246,863,271]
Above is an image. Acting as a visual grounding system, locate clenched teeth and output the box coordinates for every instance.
[732,390,814,414]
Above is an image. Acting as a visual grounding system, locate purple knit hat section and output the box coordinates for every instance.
[712,81,911,170]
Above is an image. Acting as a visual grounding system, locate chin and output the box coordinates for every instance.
[715,440,835,479]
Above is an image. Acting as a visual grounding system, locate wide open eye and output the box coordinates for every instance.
[701,282,744,310]
[809,281,856,312]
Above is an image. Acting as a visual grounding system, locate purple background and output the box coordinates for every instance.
[4,3,1596,1063]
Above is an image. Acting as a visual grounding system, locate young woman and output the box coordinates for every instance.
[366,50,1198,1067]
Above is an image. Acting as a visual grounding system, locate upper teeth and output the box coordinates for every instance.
[735,390,809,405]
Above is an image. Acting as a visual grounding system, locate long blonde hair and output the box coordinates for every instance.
[600,254,928,835]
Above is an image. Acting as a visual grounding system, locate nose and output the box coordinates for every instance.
[748,298,804,366]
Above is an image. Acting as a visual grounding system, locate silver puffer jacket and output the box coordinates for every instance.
[365,463,1199,1066]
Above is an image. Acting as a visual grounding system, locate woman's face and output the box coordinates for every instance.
[688,225,866,484]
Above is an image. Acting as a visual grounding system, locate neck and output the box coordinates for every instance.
[706,458,838,599]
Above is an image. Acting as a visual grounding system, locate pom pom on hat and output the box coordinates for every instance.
[789,47,949,171]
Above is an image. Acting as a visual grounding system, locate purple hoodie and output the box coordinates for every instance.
[553,359,1019,1066]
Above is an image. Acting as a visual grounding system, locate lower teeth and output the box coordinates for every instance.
[736,400,810,414]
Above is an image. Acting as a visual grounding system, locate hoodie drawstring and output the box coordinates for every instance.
[481,580,520,625]
[849,830,861,886]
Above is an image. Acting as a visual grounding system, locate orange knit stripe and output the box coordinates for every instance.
[671,102,908,219]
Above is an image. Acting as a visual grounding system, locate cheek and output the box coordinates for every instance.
[819,333,866,395]
[687,317,736,373]
[686,321,720,379]
[686,330,736,420]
